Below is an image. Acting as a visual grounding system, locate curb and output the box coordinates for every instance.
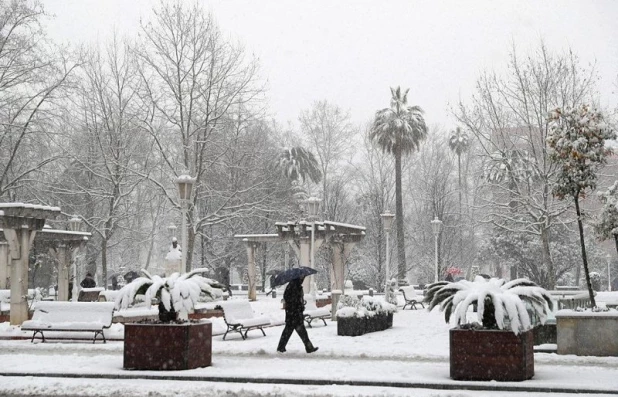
[0,372,616,395]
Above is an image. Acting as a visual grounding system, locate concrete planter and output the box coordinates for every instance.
[124,322,212,370]
[450,328,534,381]
[556,310,618,356]
[337,313,392,336]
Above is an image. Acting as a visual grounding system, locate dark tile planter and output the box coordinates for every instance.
[450,328,534,381]
[189,309,223,320]
[124,322,212,370]
[533,321,556,345]
[337,313,393,336]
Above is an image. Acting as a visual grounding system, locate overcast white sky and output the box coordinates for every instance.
[42,0,618,129]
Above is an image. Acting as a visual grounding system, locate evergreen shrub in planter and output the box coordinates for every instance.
[425,276,553,381]
[336,295,396,336]
[115,268,224,370]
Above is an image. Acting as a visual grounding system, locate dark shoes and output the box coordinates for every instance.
[277,347,318,353]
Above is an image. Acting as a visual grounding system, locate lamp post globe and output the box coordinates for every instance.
[175,175,196,273]
[167,223,177,238]
[430,216,443,283]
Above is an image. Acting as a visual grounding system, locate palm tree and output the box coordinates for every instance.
[369,87,428,285]
[276,147,322,184]
[448,127,469,275]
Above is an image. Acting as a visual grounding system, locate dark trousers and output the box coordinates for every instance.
[277,321,314,352]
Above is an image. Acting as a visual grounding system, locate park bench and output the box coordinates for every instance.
[78,287,105,302]
[399,286,424,310]
[219,300,270,340]
[21,301,115,343]
[549,290,596,310]
[304,294,330,327]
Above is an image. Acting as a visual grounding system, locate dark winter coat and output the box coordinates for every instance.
[283,278,305,325]
[80,276,96,289]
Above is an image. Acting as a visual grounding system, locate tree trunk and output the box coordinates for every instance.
[394,148,406,285]
[540,226,555,289]
[458,153,463,272]
[574,195,596,307]
[101,238,108,289]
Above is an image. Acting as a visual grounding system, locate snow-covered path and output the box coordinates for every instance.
[3,296,618,396]
[1,349,618,396]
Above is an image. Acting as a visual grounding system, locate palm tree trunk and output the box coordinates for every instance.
[395,148,406,285]
[458,153,463,272]
[574,195,596,307]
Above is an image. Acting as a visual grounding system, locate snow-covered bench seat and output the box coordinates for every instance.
[399,286,424,310]
[304,294,330,328]
[21,301,115,343]
[219,300,270,340]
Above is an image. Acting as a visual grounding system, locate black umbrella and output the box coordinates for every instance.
[273,266,317,287]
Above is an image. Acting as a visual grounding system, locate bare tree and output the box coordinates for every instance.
[46,36,148,285]
[134,2,265,269]
[299,100,354,219]
[456,43,597,288]
[0,0,79,199]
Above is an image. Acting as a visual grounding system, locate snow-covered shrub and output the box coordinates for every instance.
[115,268,225,322]
[336,295,397,318]
[425,276,554,334]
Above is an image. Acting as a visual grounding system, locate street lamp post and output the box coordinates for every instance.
[68,215,81,302]
[176,175,196,273]
[305,197,321,294]
[431,216,443,283]
[381,212,395,294]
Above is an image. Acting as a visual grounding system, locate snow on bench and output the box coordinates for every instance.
[304,294,330,327]
[219,300,270,340]
[21,301,115,343]
[399,286,425,310]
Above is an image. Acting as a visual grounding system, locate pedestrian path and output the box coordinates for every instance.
[1,346,617,396]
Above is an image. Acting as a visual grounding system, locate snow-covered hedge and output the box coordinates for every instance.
[336,295,397,318]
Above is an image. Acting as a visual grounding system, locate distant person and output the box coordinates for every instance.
[445,273,454,282]
[68,278,74,301]
[111,275,118,291]
[80,273,96,288]
[277,276,318,354]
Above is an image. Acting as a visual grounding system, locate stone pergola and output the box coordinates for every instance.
[0,204,60,325]
[33,226,91,302]
[235,220,365,301]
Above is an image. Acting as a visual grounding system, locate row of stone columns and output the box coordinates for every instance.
[242,236,356,302]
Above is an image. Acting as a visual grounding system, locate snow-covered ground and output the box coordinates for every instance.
[1,292,618,396]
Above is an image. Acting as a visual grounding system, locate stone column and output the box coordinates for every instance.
[299,237,311,292]
[330,241,356,320]
[0,242,9,288]
[8,226,36,325]
[55,245,70,302]
[244,240,257,301]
